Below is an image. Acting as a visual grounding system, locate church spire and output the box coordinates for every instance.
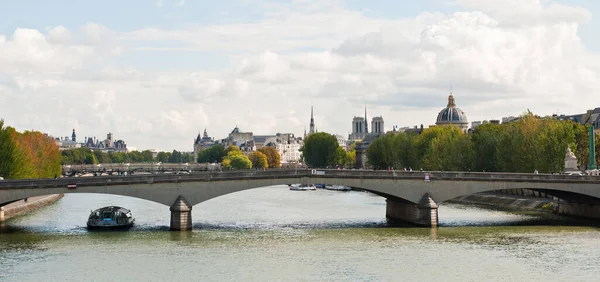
[309,106,315,134]
[364,105,369,134]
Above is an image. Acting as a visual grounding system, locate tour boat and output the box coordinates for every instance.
[323,185,352,191]
[87,206,135,230]
[289,184,317,191]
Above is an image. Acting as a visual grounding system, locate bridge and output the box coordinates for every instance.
[1,169,600,230]
[61,163,220,177]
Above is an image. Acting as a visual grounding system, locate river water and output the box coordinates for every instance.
[1,186,600,281]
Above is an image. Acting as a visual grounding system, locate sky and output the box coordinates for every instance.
[1,0,600,152]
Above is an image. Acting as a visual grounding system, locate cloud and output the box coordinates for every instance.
[156,0,164,8]
[1,0,599,151]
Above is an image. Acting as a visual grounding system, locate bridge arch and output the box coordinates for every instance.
[422,180,600,205]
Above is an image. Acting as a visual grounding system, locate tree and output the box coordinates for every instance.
[197,144,226,163]
[221,151,252,169]
[248,151,268,169]
[169,150,182,163]
[141,150,154,162]
[300,132,339,168]
[0,120,19,178]
[257,146,281,168]
[225,145,243,156]
[155,151,169,163]
[229,154,252,169]
[366,134,399,170]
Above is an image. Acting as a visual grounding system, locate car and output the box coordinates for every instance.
[567,172,584,176]
[0,176,4,180]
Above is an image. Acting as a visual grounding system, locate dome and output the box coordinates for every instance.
[436,93,468,126]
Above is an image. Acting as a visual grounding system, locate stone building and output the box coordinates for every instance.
[193,129,216,162]
[435,93,469,133]
[58,129,128,152]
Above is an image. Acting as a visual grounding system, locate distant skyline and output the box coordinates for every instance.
[1,0,600,151]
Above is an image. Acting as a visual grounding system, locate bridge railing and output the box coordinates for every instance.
[1,169,599,189]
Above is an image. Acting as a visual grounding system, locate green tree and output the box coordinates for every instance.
[0,120,20,178]
[141,150,154,162]
[155,151,169,163]
[257,146,281,168]
[110,151,126,163]
[300,132,340,168]
[169,150,182,163]
[197,144,226,163]
[229,154,252,169]
[366,134,399,170]
[248,151,268,169]
[84,153,98,164]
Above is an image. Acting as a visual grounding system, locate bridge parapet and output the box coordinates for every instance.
[2,169,600,190]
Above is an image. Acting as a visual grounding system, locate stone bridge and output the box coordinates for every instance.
[1,169,600,230]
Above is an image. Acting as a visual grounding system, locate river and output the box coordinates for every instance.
[1,186,600,281]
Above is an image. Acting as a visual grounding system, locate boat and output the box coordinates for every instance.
[323,185,352,191]
[289,184,317,191]
[87,206,135,230]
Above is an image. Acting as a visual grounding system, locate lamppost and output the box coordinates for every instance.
[589,125,597,170]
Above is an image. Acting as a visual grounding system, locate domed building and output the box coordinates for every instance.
[435,93,468,132]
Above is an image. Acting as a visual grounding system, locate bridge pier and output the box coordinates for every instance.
[555,200,600,220]
[386,193,438,227]
[170,196,192,231]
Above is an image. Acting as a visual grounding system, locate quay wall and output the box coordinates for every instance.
[0,194,64,221]
[447,189,555,211]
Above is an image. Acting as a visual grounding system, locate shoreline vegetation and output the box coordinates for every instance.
[0,119,62,180]
[366,113,599,173]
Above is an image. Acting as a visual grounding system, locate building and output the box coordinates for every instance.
[193,129,217,162]
[275,133,303,165]
[57,129,128,152]
[502,116,519,123]
[348,107,369,142]
[371,116,384,135]
[83,132,128,152]
[333,134,348,151]
[554,107,600,133]
[435,92,469,133]
[227,126,254,147]
[253,135,278,149]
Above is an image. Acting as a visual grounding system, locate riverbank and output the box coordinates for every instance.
[0,194,64,221]
[448,191,555,212]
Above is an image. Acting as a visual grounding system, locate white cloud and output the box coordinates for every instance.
[156,0,164,8]
[1,0,599,151]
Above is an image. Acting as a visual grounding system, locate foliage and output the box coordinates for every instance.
[197,144,226,163]
[0,121,61,179]
[62,147,195,165]
[155,151,170,163]
[0,120,19,178]
[365,113,591,173]
[229,154,252,169]
[248,151,268,169]
[225,145,243,156]
[300,132,340,168]
[257,146,281,168]
[221,151,252,169]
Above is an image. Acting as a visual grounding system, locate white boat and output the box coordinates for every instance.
[323,185,352,191]
[87,206,135,230]
[289,184,317,191]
